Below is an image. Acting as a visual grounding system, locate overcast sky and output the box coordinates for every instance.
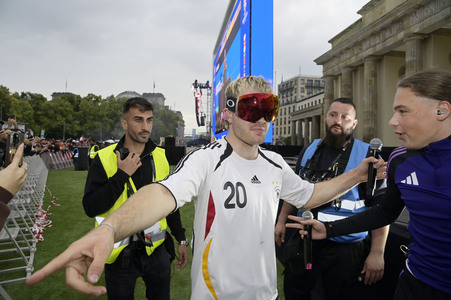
[0,0,368,135]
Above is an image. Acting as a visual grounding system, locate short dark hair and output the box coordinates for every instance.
[329,97,357,111]
[123,97,154,114]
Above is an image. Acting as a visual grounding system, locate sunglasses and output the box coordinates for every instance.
[227,93,280,123]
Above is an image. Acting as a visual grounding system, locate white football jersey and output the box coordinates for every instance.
[159,138,314,300]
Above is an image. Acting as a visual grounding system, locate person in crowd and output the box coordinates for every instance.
[81,97,188,300]
[288,69,451,300]
[275,97,388,300]
[72,141,80,170]
[88,138,99,168]
[0,126,7,166]
[0,144,28,230]
[7,116,18,131]
[25,128,33,140]
[26,76,384,299]
[23,131,40,157]
[0,117,18,159]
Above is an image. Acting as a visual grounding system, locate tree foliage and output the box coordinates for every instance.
[0,86,182,142]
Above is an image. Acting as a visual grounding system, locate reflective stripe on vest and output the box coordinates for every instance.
[300,138,370,242]
[96,143,169,264]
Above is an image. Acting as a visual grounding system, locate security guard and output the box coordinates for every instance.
[82,97,188,300]
[88,138,99,168]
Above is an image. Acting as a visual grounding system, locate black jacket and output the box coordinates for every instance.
[82,135,186,242]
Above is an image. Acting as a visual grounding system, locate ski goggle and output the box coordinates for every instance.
[226,93,280,123]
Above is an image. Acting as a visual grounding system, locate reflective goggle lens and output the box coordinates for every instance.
[236,93,279,123]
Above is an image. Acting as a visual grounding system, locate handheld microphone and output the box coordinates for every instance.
[367,138,383,197]
[302,210,314,270]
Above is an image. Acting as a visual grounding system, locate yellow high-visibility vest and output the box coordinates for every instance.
[89,144,99,159]
[95,143,169,264]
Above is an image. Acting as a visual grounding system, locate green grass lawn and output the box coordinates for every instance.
[3,167,285,299]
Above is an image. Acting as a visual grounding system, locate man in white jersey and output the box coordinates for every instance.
[26,76,384,299]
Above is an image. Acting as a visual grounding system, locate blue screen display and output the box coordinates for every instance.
[212,0,274,142]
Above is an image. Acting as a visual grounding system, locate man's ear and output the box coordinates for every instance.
[223,108,232,121]
[437,101,450,119]
[121,119,127,130]
[352,118,358,130]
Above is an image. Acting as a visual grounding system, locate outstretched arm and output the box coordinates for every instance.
[303,156,382,209]
[26,183,177,297]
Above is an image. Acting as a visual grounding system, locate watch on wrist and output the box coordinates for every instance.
[178,240,188,246]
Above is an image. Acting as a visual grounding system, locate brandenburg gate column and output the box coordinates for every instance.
[291,120,296,145]
[303,119,309,146]
[404,34,427,76]
[311,115,320,140]
[323,75,335,112]
[341,67,353,99]
[363,56,379,143]
[297,119,303,146]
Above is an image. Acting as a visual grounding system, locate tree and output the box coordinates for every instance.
[19,92,47,128]
[38,97,78,139]
[151,103,181,143]
[78,95,102,139]
[10,97,34,129]
[101,96,126,141]
[0,85,14,121]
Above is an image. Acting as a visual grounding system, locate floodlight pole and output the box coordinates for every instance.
[192,80,212,140]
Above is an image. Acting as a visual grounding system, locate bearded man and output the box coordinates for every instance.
[275,98,389,300]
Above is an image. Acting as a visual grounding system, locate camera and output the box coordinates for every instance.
[4,131,24,167]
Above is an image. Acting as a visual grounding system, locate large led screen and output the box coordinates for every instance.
[212,0,274,142]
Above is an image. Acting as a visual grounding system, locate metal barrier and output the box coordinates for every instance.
[0,155,49,300]
[40,150,74,170]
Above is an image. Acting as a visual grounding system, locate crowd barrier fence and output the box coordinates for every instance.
[0,155,51,300]
[40,150,74,170]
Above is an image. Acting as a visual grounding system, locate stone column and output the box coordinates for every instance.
[404,34,427,77]
[323,75,335,110]
[291,120,296,145]
[363,56,379,143]
[297,119,303,146]
[341,67,353,99]
[303,118,310,146]
[311,115,320,140]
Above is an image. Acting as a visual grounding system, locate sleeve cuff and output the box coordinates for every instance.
[0,186,13,205]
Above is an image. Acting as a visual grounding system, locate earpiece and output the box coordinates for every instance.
[437,109,446,115]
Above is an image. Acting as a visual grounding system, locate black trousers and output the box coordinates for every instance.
[283,239,366,300]
[105,244,171,300]
[393,267,451,300]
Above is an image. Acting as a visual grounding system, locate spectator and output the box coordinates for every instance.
[0,144,28,230]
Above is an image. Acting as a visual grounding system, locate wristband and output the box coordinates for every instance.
[178,240,188,246]
[99,222,117,240]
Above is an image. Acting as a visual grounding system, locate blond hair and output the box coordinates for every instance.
[225,76,273,99]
